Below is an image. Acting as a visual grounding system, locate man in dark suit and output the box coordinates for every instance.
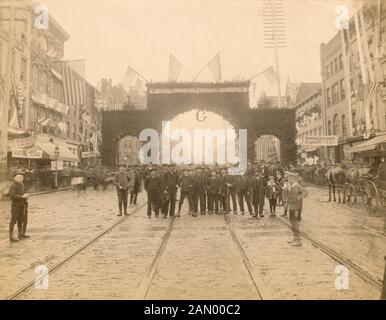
[8,174,30,242]
[144,167,162,218]
[191,167,207,216]
[177,168,194,216]
[251,169,266,217]
[161,163,179,218]
[207,169,221,214]
[113,164,130,216]
[235,173,253,215]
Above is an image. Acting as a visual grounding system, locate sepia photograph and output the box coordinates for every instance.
[0,0,386,305]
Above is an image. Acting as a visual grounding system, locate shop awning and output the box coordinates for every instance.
[348,135,386,154]
[37,141,79,162]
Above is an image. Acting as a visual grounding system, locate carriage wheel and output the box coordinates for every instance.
[346,183,356,207]
[363,181,378,214]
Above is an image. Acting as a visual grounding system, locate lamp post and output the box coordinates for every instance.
[54,145,60,189]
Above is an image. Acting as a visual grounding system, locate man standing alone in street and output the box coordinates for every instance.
[8,174,30,242]
[114,165,130,216]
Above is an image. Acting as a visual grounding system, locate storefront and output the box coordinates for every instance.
[7,133,79,186]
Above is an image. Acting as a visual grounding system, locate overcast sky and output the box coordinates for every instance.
[43,0,353,94]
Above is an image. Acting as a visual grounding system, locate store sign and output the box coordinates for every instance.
[11,147,43,159]
[303,136,338,147]
[82,151,100,158]
[31,92,69,114]
[51,160,64,171]
[8,136,37,149]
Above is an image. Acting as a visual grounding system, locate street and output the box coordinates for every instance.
[0,186,384,300]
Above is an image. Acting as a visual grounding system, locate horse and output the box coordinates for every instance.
[326,164,346,203]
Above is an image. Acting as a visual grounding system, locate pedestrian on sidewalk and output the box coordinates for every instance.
[113,164,130,216]
[8,174,30,242]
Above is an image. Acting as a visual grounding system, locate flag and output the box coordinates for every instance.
[65,59,85,78]
[169,54,183,82]
[208,52,222,83]
[263,66,279,84]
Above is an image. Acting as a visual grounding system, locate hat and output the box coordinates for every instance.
[269,175,275,179]
[149,167,157,172]
[169,163,176,167]
[195,166,202,170]
[119,164,126,168]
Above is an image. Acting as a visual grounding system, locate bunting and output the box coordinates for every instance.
[208,52,222,83]
[168,54,183,82]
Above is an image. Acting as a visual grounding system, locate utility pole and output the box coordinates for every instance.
[0,2,16,180]
[262,0,286,108]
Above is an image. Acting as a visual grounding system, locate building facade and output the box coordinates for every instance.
[320,1,386,163]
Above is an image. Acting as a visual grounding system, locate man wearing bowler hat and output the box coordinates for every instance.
[113,164,130,216]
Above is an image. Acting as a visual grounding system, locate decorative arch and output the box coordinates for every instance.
[101,82,296,166]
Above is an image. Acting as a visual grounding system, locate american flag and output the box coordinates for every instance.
[169,54,183,82]
[208,52,222,83]
[263,66,279,84]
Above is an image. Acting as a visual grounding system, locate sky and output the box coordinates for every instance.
[43,0,353,95]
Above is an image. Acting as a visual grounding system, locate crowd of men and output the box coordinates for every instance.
[112,160,308,222]
[7,160,308,242]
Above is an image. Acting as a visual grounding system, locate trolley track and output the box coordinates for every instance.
[274,216,383,290]
[7,202,147,300]
[223,214,267,300]
[133,216,176,299]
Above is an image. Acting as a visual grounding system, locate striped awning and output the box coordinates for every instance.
[348,135,386,154]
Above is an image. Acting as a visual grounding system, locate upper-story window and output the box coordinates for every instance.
[340,79,345,100]
[38,35,48,53]
[333,114,340,136]
[326,65,330,78]
[20,57,27,83]
[339,54,343,70]
[330,61,334,76]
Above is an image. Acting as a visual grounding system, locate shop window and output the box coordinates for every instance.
[328,120,332,135]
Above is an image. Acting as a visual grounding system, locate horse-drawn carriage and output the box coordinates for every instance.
[327,159,386,214]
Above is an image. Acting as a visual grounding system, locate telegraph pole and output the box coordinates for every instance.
[262,0,286,108]
[0,2,16,180]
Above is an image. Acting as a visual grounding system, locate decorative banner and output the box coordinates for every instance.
[8,135,37,148]
[12,147,43,159]
[303,135,339,147]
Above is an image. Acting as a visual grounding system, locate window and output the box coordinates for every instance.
[328,120,332,135]
[32,65,38,89]
[318,127,322,136]
[332,83,339,104]
[342,115,347,137]
[313,129,317,136]
[39,69,46,93]
[340,79,345,100]
[326,65,330,78]
[339,54,343,70]
[326,88,331,107]
[20,57,27,83]
[330,61,334,76]
[334,58,338,73]
[73,125,77,141]
[333,114,340,136]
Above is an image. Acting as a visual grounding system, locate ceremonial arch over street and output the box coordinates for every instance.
[101,81,297,166]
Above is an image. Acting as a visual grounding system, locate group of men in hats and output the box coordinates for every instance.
[140,160,307,220]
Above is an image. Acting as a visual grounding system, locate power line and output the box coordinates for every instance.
[121,5,157,81]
